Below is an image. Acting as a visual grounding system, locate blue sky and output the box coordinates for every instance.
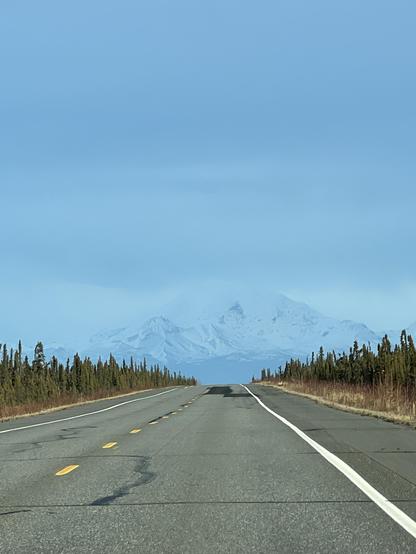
[1,1,416,345]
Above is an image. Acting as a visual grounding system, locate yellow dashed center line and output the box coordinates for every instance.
[129,428,141,434]
[55,464,79,476]
[102,442,118,449]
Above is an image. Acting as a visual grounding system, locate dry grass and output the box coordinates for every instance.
[260,380,416,426]
[0,387,156,422]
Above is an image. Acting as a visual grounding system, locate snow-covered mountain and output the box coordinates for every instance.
[84,317,210,365]
[59,294,381,383]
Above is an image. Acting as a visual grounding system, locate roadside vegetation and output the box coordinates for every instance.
[0,341,196,419]
[255,331,416,422]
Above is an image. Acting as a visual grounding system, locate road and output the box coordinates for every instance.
[1,383,416,552]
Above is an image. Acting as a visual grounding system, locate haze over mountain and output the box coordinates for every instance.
[40,294,387,383]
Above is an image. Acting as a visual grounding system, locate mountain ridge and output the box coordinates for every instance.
[38,294,389,382]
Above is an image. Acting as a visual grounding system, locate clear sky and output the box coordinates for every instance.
[1,1,415,346]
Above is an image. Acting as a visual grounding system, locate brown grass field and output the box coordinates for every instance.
[260,380,416,426]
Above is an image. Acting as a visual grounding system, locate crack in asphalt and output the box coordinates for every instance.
[90,456,156,506]
[4,499,416,509]
[0,509,32,516]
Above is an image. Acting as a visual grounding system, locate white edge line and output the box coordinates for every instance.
[241,384,416,540]
[0,388,178,434]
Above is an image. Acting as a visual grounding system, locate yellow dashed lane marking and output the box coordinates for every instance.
[130,428,141,434]
[55,464,79,476]
[102,442,118,449]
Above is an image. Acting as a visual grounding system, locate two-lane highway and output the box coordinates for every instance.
[1,384,416,552]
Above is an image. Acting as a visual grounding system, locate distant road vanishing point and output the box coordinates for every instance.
[1,384,416,552]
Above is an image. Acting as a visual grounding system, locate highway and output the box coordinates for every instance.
[1,384,416,552]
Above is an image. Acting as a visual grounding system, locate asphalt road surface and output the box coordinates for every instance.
[1,383,416,553]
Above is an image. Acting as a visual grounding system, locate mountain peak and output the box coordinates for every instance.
[218,301,245,325]
[228,301,245,316]
[141,316,179,334]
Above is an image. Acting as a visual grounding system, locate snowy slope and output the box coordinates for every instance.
[63,294,382,382]
[84,317,210,365]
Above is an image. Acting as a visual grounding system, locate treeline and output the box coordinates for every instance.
[0,341,196,408]
[258,331,416,389]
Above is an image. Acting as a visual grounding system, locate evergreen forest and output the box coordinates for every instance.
[0,341,196,416]
[258,331,416,391]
